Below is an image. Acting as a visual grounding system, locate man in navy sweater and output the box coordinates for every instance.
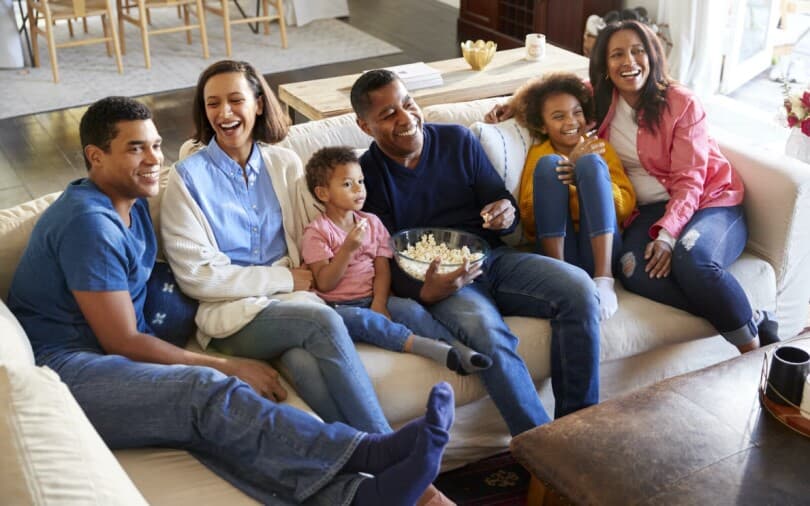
[351,70,601,436]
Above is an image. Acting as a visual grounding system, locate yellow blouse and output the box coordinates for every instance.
[518,139,636,243]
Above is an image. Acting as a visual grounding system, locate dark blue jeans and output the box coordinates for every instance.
[533,153,622,276]
[426,246,601,435]
[618,203,754,345]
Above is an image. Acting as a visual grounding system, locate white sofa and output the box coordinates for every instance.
[2,96,810,505]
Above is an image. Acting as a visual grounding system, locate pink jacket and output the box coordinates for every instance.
[597,85,744,239]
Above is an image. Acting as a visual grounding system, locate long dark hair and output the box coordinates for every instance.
[191,60,289,144]
[589,20,672,133]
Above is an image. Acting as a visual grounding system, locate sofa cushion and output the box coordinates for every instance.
[0,299,34,367]
[0,192,61,301]
[144,262,198,348]
[0,364,147,505]
[422,96,506,128]
[279,113,373,166]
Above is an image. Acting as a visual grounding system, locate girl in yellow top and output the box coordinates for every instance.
[514,74,635,320]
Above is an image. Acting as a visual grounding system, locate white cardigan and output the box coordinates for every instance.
[160,142,323,349]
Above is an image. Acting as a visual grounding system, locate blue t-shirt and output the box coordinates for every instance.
[8,179,156,359]
[174,139,288,267]
[361,123,516,298]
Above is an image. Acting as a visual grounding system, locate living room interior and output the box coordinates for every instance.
[1,0,810,505]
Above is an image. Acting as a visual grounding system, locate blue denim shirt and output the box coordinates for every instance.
[175,139,287,266]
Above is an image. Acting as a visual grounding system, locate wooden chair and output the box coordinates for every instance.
[27,0,123,83]
[117,0,209,69]
[204,0,287,57]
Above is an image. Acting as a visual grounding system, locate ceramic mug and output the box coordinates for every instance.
[525,33,546,61]
[766,345,810,406]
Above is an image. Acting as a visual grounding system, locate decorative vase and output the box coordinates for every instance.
[785,128,810,164]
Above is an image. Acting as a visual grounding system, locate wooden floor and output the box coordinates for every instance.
[0,0,460,209]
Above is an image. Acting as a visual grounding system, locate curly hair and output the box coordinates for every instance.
[511,73,594,143]
[305,146,359,201]
[191,60,289,145]
[589,20,672,133]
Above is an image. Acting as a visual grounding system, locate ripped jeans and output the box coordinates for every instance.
[618,202,754,345]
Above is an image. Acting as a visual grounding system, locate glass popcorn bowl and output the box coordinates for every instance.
[460,40,497,70]
[391,228,489,281]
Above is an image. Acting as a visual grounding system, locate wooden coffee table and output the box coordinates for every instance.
[277,45,589,121]
[510,335,810,505]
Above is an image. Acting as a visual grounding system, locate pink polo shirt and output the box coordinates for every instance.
[301,211,392,302]
[597,85,744,238]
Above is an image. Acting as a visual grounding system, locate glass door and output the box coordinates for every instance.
[720,0,781,93]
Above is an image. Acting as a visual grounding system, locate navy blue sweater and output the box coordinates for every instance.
[361,123,517,299]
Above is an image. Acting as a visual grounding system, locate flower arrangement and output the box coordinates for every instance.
[783,81,810,137]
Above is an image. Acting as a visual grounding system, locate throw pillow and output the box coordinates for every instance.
[0,364,147,505]
[469,119,533,246]
[144,262,198,348]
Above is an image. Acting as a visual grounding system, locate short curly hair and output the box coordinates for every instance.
[305,146,359,201]
[511,73,594,143]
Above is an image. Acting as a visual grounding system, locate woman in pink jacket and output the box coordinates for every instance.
[589,20,777,353]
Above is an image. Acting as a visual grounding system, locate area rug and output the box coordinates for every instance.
[435,452,530,505]
[0,13,400,119]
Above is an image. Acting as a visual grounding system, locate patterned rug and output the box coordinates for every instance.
[0,14,399,119]
[435,452,529,505]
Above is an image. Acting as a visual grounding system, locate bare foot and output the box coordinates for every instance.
[417,484,456,506]
[737,338,760,354]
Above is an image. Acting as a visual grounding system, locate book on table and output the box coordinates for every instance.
[377,62,444,90]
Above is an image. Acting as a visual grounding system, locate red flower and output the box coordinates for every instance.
[802,117,810,137]
[802,91,810,110]
[788,114,799,128]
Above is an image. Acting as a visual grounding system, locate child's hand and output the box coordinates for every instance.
[567,132,605,165]
[555,158,576,186]
[291,267,313,291]
[344,218,369,252]
[370,299,392,320]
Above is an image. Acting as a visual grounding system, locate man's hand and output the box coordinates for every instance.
[419,258,483,304]
[220,357,288,402]
[644,240,672,278]
[291,267,313,291]
[481,199,515,230]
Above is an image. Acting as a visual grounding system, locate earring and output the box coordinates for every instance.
[604,72,610,80]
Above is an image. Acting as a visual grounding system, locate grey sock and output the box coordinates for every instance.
[410,335,461,372]
[446,338,492,375]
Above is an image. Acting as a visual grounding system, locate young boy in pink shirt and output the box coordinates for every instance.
[302,146,491,374]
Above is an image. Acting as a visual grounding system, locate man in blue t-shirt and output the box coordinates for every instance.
[8,96,455,506]
[351,70,602,436]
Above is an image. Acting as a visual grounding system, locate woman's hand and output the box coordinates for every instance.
[291,267,313,291]
[220,357,288,402]
[484,102,514,123]
[644,240,672,278]
[481,199,516,230]
[419,258,483,304]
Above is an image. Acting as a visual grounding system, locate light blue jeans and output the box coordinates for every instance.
[211,300,391,433]
[427,246,601,436]
[42,350,366,506]
[618,203,754,345]
[333,295,457,350]
[533,153,622,275]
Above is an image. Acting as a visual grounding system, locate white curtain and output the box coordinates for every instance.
[285,0,349,26]
[656,0,729,97]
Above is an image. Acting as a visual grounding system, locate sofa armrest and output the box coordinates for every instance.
[716,130,810,338]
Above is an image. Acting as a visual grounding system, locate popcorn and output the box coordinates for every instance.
[396,233,485,281]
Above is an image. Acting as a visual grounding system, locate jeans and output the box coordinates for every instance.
[42,350,365,506]
[426,246,600,435]
[533,153,621,275]
[618,203,754,344]
[333,295,457,350]
[211,300,391,433]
